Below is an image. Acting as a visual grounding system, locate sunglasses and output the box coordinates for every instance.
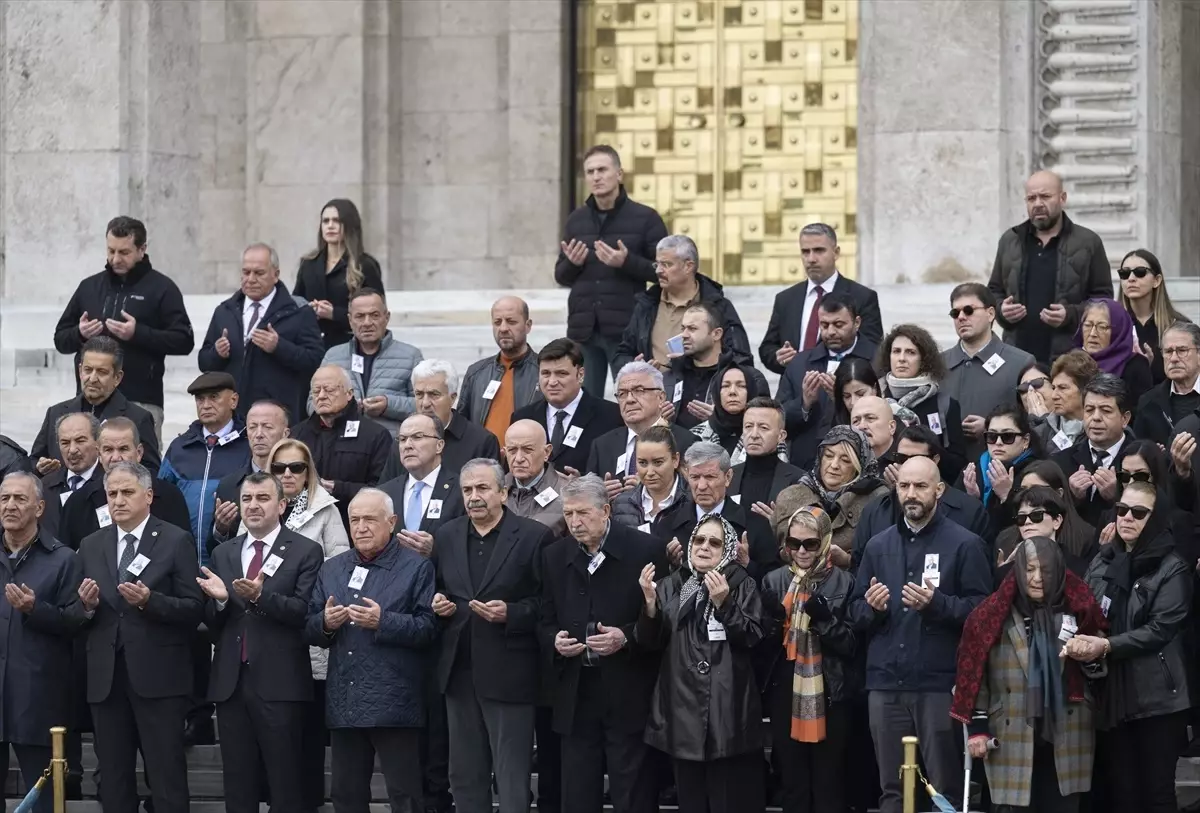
[1115,503,1153,520]
[1015,509,1055,526]
[948,305,983,319]
[892,452,930,466]
[1117,470,1153,486]
[985,430,1025,445]
[1016,378,1047,394]
[785,536,823,552]
[270,461,309,475]
[1117,266,1157,280]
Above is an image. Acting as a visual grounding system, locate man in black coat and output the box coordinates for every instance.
[378,414,467,555]
[198,244,326,423]
[67,461,204,813]
[38,412,103,539]
[659,441,749,569]
[1052,373,1133,528]
[511,339,623,476]
[1134,322,1200,446]
[431,460,554,813]
[30,336,161,472]
[0,471,84,810]
[758,223,883,375]
[554,145,669,395]
[539,474,665,813]
[197,472,324,813]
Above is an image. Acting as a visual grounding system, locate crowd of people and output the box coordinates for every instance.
[0,151,1198,813]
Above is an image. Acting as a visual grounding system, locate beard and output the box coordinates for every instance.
[1031,210,1061,231]
[902,500,930,522]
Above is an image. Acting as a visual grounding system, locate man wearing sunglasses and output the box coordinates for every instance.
[986,171,1112,364]
[1134,322,1200,447]
[1052,373,1133,527]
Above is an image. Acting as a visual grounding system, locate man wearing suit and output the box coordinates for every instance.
[1052,372,1134,527]
[540,474,664,813]
[39,413,103,539]
[207,400,292,555]
[69,461,204,813]
[511,338,623,476]
[431,459,555,813]
[662,442,749,569]
[30,336,161,473]
[197,472,324,813]
[758,222,883,375]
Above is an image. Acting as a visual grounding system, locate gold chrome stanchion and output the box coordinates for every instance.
[50,726,66,813]
[901,735,919,813]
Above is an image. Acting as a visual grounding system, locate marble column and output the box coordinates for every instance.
[0,0,201,300]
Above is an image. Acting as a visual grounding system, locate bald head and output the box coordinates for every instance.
[505,419,552,482]
[1025,170,1066,232]
[851,395,896,456]
[491,296,532,355]
[310,365,354,417]
[895,455,944,527]
[347,488,396,559]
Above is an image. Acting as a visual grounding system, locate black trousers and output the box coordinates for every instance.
[91,655,190,813]
[535,705,562,813]
[673,751,765,813]
[1103,709,1187,813]
[420,665,452,810]
[0,743,53,813]
[768,674,851,813]
[188,626,214,724]
[216,663,306,813]
[330,727,423,813]
[994,739,1079,813]
[302,678,329,810]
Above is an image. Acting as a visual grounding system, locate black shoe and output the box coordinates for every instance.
[183,716,216,746]
[658,785,678,805]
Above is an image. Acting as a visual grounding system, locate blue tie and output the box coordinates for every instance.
[405,481,426,531]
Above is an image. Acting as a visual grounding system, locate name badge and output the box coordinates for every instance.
[218,432,240,446]
[637,522,651,533]
[95,505,113,528]
[127,553,151,577]
[587,551,606,575]
[729,494,742,504]
[673,381,683,403]
[563,425,584,448]
[59,491,72,506]
[1059,613,1078,642]
[1100,596,1111,617]
[425,499,443,519]
[349,566,369,590]
[1052,430,1073,450]
[982,353,1006,376]
[534,487,558,507]
[707,617,727,641]
[482,380,502,400]
[926,413,943,434]
[826,358,842,375]
[351,354,365,374]
[924,571,941,589]
[261,554,284,577]
[616,452,628,473]
[344,420,360,438]
[924,553,940,572]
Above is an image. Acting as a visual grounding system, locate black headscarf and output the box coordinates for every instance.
[706,360,764,447]
[1013,536,1068,743]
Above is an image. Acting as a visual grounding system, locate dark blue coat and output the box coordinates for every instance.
[0,534,83,746]
[847,508,991,693]
[306,541,438,728]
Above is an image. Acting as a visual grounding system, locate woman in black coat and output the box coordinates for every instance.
[612,425,691,539]
[637,514,767,813]
[294,198,384,350]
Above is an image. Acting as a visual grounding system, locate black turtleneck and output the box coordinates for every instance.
[83,394,113,416]
[740,453,778,508]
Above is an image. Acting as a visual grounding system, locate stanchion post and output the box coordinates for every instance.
[901,735,919,813]
[50,726,66,813]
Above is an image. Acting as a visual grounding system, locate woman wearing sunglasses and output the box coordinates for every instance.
[961,404,1044,530]
[1077,480,1192,813]
[1117,249,1189,384]
[637,514,767,813]
[1073,298,1153,416]
[760,506,859,813]
[999,485,1099,578]
[1095,440,1199,562]
[1016,361,1052,416]
[994,463,1097,568]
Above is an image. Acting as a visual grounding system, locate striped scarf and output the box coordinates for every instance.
[781,506,833,743]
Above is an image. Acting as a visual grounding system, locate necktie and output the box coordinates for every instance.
[551,410,568,451]
[68,475,82,492]
[625,442,637,476]
[1092,448,1107,470]
[242,540,264,662]
[802,286,824,350]
[206,434,219,451]
[246,301,262,340]
[405,481,426,531]
[118,533,138,581]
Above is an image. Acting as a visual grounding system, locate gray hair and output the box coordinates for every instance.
[412,359,460,397]
[461,458,505,489]
[56,412,101,441]
[244,242,280,270]
[800,222,838,245]
[314,365,354,391]
[2,471,44,502]
[103,461,153,491]
[683,441,732,473]
[657,234,699,267]
[1163,321,1200,350]
[350,487,395,516]
[616,360,664,390]
[559,473,610,509]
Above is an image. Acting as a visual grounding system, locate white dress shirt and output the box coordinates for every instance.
[546,389,585,434]
[405,465,442,520]
[64,460,100,497]
[1172,376,1200,396]
[241,524,282,576]
[1089,436,1126,469]
[203,420,236,442]
[642,476,680,519]
[243,288,276,338]
[116,513,152,562]
[798,271,841,348]
[696,499,725,521]
[622,428,639,473]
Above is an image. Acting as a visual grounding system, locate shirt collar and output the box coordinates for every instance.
[1091,435,1126,461]
[957,333,1001,361]
[203,420,236,440]
[245,523,282,551]
[1170,376,1200,397]
[696,499,725,521]
[245,288,275,315]
[642,477,680,517]
[515,467,547,492]
[578,521,610,558]
[809,271,840,296]
[407,465,441,495]
[549,389,584,422]
[828,336,858,360]
[118,513,152,542]
[69,460,100,484]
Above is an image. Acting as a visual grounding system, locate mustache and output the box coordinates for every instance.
[467,499,487,509]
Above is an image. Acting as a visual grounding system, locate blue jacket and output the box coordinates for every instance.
[847,507,991,693]
[306,541,438,729]
[158,418,250,565]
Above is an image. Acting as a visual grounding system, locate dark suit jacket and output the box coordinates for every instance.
[758,275,884,374]
[432,512,555,703]
[205,528,324,703]
[539,522,666,735]
[59,474,191,551]
[1052,432,1133,528]
[776,339,879,467]
[30,391,161,471]
[205,464,256,556]
[67,516,205,703]
[656,496,749,561]
[378,413,501,484]
[729,459,804,580]
[378,466,466,536]
[511,393,624,476]
[38,467,90,539]
[584,423,698,478]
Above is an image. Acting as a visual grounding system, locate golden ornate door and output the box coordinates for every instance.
[574,0,859,284]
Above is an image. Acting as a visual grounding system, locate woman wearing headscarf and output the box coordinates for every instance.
[1074,298,1153,416]
[951,537,1106,813]
[772,426,888,569]
[761,506,860,813]
[637,514,767,813]
[1078,480,1192,813]
[690,360,778,465]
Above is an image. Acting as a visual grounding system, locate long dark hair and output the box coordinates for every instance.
[832,357,880,426]
[1117,248,1188,342]
[1113,439,1174,502]
[304,198,367,292]
[1013,460,1094,552]
[1014,485,1091,558]
[985,402,1046,460]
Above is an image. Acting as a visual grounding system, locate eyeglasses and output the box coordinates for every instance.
[1115,503,1153,520]
[1081,321,1112,335]
[1162,346,1196,359]
[398,433,440,444]
[785,536,823,552]
[1016,378,1047,394]
[1117,266,1157,280]
[1015,509,1052,526]
[1117,470,1153,486]
[270,462,308,475]
[948,305,983,319]
[985,430,1025,445]
[615,385,663,401]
